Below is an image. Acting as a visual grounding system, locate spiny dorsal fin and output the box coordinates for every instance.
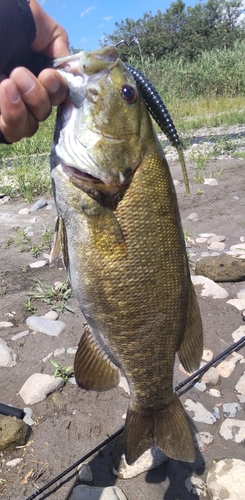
[74,325,120,391]
[50,216,69,269]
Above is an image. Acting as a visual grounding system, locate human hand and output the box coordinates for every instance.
[0,0,69,143]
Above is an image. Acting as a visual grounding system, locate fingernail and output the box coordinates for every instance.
[5,83,20,103]
[16,73,35,95]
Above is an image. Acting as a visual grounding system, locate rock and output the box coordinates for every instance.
[185,476,207,497]
[184,399,216,424]
[0,416,31,451]
[217,353,241,377]
[29,260,47,268]
[42,310,59,321]
[235,371,245,395]
[23,407,35,426]
[202,348,213,362]
[232,325,245,342]
[240,236,245,243]
[200,252,210,258]
[0,321,14,327]
[0,339,17,367]
[191,275,229,299]
[207,459,245,500]
[11,330,29,341]
[54,348,65,356]
[113,445,168,479]
[201,367,219,385]
[77,463,93,483]
[194,381,206,392]
[212,407,220,420]
[196,237,207,243]
[207,389,221,398]
[6,458,23,467]
[194,432,214,452]
[18,208,29,215]
[195,254,245,282]
[237,288,245,299]
[219,419,245,442]
[26,316,66,336]
[207,235,226,243]
[223,403,242,418]
[118,376,130,395]
[70,486,128,500]
[186,212,199,221]
[208,242,225,252]
[19,373,64,405]
[227,298,245,310]
[230,242,245,255]
[204,178,218,186]
[67,347,77,355]
[199,233,216,238]
[29,198,47,212]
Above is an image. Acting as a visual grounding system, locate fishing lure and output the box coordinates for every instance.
[115,39,190,194]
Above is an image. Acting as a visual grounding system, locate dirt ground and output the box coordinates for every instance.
[0,155,244,500]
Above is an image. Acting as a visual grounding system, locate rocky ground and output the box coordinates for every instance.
[0,126,245,500]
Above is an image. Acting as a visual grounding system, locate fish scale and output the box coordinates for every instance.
[50,45,203,465]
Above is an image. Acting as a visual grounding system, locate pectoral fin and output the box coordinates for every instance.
[74,325,120,391]
[50,216,69,269]
[178,282,203,373]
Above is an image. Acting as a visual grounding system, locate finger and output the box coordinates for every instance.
[0,79,38,142]
[38,68,68,106]
[10,67,52,122]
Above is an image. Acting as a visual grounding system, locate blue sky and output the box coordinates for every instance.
[38,0,198,52]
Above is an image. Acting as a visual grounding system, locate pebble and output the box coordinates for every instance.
[240,236,245,242]
[186,213,199,221]
[26,316,66,336]
[11,330,29,341]
[229,243,245,255]
[70,486,127,500]
[191,275,229,299]
[29,260,47,268]
[118,376,130,395]
[227,298,245,310]
[212,407,220,420]
[204,178,218,186]
[194,432,214,451]
[23,407,35,426]
[173,179,179,186]
[77,463,93,483]
[232,325,245,342]
[223,403,242,418]
[113,446,168,479]
[201,366,219,385]
[41,311,59,321]
[209,251,220,256]
[207,388,221,398]
[0,339,17,367]
[42,352,53,363]
[18,208,29,215]
[194,381,206,392]
[207,459,245,500]
[208,242,225,251]
[6,458,23,467]
[202,348,213,362]
[54,347,65,356]
[67,347,78,355]
[200,252,210,258]
[217,353,242,378]
[199,233,216,238]
[185,476,207,497]
[237,288,245,299]
[219,419,245,442]
[19,373,64,405]
[0,416,31,451]
[0,321,14,328]
[195,237,207,243]
[184,399,216,424]
[29,198,47,212]
[207,235,226,243]
[235,371,245,395]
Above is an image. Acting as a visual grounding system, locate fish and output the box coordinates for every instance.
[50,46,203,465]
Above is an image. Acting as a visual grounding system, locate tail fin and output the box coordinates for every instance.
[125,395,195,465]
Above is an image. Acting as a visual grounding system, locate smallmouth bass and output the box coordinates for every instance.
[50,46,203,465]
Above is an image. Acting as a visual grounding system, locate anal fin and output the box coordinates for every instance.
[178,282,203,373]
[74,325,120,391]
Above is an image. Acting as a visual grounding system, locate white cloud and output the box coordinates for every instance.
[80,6,96,18]
[103,16,112,21]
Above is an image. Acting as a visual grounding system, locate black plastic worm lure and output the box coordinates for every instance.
[125,64,190,195]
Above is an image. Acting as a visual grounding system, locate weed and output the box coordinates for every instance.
[24,299,36,315]
[50,360,73,382]
[15,230,32,252]
[197,189,203,195]
[28,277,73,313]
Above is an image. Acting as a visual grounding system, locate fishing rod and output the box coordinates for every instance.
[25,335,245,500]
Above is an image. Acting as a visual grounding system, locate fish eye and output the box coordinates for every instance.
[120,85,137,104]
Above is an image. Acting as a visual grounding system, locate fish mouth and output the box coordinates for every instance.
[61,163,105,186]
